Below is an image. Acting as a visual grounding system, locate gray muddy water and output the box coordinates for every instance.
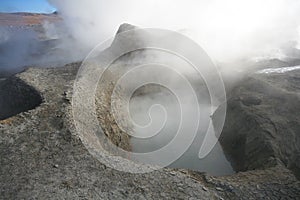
[129,90,234,176]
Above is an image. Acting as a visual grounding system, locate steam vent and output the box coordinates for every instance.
[0,9,300,199]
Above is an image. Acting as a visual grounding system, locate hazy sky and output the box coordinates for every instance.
[0,0,56,13]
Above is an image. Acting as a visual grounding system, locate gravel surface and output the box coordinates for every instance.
[0,63,299,199]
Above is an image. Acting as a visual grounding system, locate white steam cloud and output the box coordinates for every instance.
[48,0,300,62]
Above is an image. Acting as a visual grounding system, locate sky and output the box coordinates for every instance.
[0,0,56,13]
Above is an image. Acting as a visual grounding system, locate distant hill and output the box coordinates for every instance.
[0,12,60,26]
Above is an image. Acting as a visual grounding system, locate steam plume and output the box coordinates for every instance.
[48,0,300,62]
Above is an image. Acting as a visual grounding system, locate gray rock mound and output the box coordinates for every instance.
[0,76,42,120]
[219,68,300,179]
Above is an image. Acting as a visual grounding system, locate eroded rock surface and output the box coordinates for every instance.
[0,64,215,199]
